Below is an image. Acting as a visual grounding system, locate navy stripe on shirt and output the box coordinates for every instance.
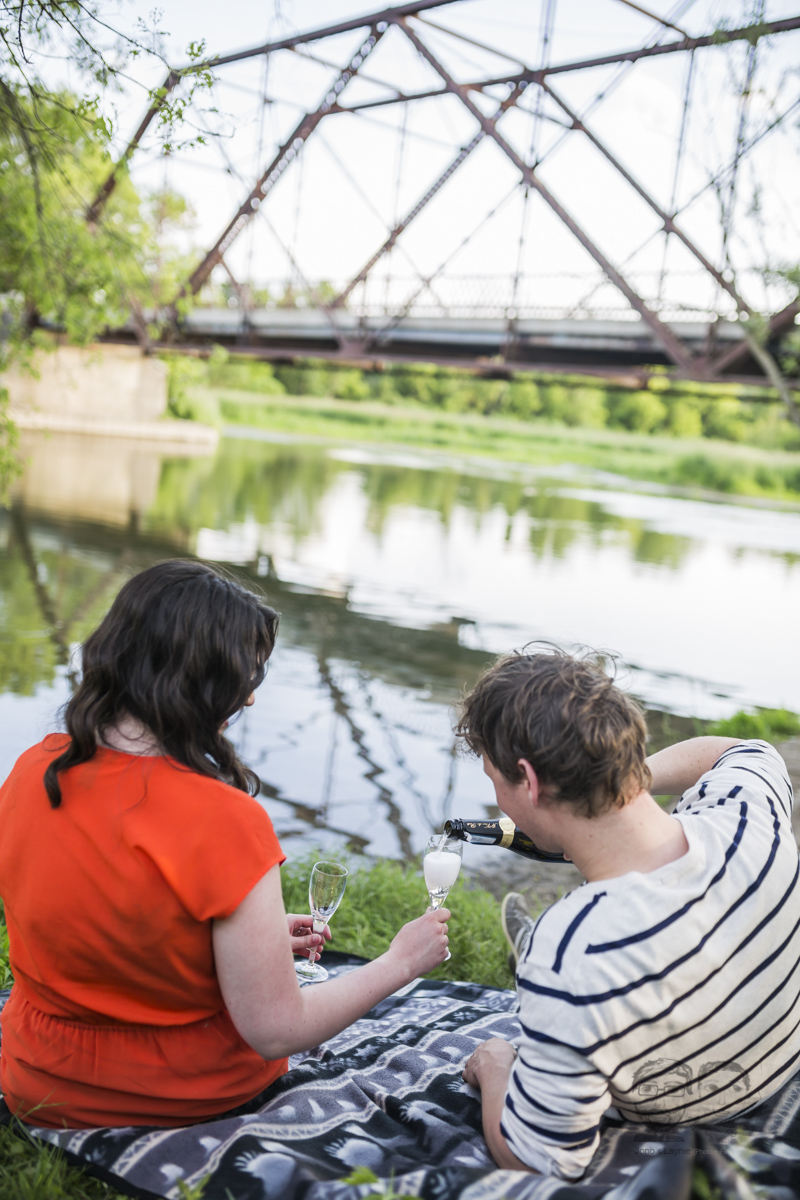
[587,803,748,955]
[519,797,783,1008]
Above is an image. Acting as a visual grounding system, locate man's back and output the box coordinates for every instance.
[505,741,798,1178]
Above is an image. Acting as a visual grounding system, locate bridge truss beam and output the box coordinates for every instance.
[88,3,800,384]
[330,80,529,311]
[398,18,698,373]
[181,27,388,301]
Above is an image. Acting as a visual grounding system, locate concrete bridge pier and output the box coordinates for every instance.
[2,342,216,446]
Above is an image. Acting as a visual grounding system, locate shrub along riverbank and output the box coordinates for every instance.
[166,354,800,503]
[170,355,800,450]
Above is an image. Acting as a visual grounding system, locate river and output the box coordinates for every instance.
[2,426,799,861]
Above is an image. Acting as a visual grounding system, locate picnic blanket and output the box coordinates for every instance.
[3,957,800,1200]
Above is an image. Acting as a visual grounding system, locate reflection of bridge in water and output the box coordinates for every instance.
[1,500,492,858]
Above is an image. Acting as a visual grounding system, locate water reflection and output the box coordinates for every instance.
[2,430,799,859]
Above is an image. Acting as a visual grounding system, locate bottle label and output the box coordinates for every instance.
[498,816,515,848]
[463,834,498,845]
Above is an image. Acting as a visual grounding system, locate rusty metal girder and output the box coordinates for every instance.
[181,28,387,301]
[473,16,800,91]
[86,70,180,225]
[330,15,800,115]
[331,81,529,310]
[398,18,698,373]
[87,1,461,229]
[703,300,800,377]
[538,80,749,318]
[205,0,461,70]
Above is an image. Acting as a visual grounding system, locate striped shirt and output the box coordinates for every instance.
[503,741,798,1179]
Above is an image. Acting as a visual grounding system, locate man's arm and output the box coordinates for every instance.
[463,1039,533,1172]
[646,736,742,797]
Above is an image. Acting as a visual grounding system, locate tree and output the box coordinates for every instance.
[0,1,213,498]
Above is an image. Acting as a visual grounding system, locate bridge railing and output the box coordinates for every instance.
[197,271,793,327]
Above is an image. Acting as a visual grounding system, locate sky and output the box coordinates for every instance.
[62,1,800,320]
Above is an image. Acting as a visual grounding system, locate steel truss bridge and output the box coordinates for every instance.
[92,1,800,385]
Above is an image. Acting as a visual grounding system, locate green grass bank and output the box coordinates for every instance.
[191,386,800,503]
[165,352,800,506]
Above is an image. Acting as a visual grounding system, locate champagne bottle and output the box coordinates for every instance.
[444,817,567,863]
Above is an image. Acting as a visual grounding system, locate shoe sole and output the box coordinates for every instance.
[501,892,523,964]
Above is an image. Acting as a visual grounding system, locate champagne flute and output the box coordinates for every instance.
[294,861,348,983]
[423,834,462,962]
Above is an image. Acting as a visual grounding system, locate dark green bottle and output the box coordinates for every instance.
[444,817,566,863]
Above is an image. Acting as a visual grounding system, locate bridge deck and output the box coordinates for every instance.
[109,309,775,383]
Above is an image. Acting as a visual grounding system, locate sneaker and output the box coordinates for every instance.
[501,892,536,971]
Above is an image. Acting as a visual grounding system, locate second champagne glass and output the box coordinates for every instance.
[294,861,348,984]
[423,835,462,961]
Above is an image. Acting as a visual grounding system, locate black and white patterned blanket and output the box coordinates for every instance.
[4,959,800,1200]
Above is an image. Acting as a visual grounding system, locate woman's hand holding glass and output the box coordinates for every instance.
[286,913,331,962]
[295,862,348,982]
[389,908,451,975]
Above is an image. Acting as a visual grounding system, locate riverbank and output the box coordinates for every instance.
[189,386,800,505]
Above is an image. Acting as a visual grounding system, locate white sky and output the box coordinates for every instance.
[66,1,800,318]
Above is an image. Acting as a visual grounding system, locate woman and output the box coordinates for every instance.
[0,560,448,1128]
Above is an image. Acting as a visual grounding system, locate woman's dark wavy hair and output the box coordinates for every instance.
[44,560,279,807]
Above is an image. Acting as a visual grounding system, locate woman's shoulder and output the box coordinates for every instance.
[141,757,271,824]
[154,756,256,800]
[6,734,70,774]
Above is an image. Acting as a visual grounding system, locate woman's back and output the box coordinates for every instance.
[0,560,450,1129]
[0,736,286,1126]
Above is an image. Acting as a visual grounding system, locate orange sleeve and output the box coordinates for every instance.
[132,771,286,923]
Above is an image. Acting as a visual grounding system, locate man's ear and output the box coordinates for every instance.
[517,758,542,807]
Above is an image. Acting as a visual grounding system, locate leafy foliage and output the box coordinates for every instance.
[181,354,800,454]
[0,92,145,342]
[0,1,213,500]
[707,709,800,742]
[0,385,20,503]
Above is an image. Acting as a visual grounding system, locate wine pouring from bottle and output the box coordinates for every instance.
[444,818,567,864]
[423,834,461,962]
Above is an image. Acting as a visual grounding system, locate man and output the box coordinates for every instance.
[457,648,798,1180]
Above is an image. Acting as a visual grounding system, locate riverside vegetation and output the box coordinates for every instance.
[0,706,796,1196]
[168,354,800,504]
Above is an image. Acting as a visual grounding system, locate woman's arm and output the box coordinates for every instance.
[646,736,742,797]
[213,866,449,1060]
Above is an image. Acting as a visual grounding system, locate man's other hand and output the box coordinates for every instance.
[463,1037,517,1089]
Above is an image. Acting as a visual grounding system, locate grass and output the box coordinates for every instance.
[190,387,800,504]
[706,708,800,742]
[0,1122,127,1200]
[281,854,514,990]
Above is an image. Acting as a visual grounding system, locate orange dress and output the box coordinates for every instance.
[0,736,287,1128]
